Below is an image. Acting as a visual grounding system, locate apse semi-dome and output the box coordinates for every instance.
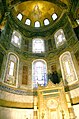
[12,1,63,27]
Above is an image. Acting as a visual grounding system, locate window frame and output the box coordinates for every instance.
[59,51,78,85]
[32,38,45,53]
[3,52,19,87]
[32,59,47,88]
[11,30,22,48]
[52,13,58,21]
[44,19,50,26]
[34,21,40,27]
[25,19,31,25]
[17,13,23,21]
[54,29,66,48]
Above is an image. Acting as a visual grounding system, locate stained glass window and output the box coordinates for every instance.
[59,51,78,85]
[4,53,19,86]
[54,29,66,48]
[32,59,47,88]
[11,31,21,48]
[9,61,15,76]
[32,38,45,53]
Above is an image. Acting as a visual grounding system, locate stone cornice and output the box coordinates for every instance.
[0,99,33,108]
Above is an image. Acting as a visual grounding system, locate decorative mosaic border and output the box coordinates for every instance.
[0,83,36,96]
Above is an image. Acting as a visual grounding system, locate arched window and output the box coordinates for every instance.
[11,30,21,48]
[34,21,40,27]
[59,51,78,85]
[54,29,66,48]
[25,19,31,25]
[4,52,19,86]
[32,59,47,88]
[32,38,45,53]
[44,19,50,26]
[17,13,23,21]
[52,13,57,20]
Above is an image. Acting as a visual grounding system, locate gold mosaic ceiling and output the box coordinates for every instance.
[0,0,79,29]
[13,1,63,24]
